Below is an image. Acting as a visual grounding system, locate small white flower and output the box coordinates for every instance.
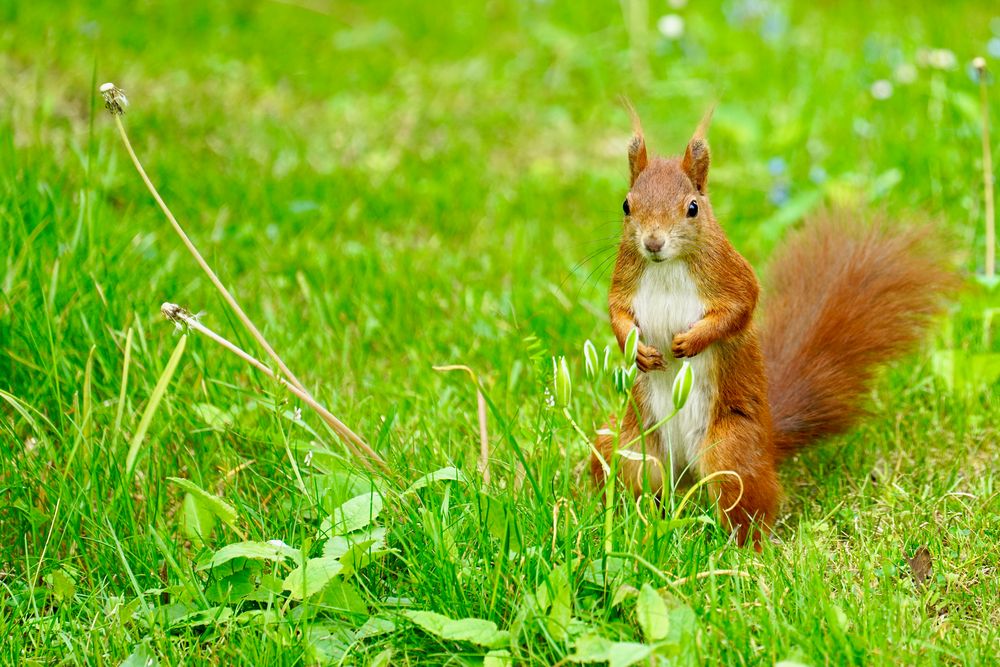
[267,539,290,548]
[303,450,314,467]
[657,14,685,40]
[894,63,917,84]
[293,407,302,421]
[870,79,893,100]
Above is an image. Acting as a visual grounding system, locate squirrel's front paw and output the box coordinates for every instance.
[671,331,707,358]
[636,344,666,372]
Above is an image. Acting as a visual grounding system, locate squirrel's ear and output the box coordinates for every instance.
[682,137,710,192]
[628,133,648,186]
[682,106,714,192]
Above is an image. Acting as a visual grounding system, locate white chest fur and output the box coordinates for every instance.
[631,261,717,484]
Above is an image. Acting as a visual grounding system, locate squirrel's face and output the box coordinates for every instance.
[622,119,712,263]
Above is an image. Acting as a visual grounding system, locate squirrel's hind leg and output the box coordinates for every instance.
[591,403,666,499]
[698,415,780,549]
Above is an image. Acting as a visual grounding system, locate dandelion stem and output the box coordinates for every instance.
[161,303,391,478]
[110,113,310,392]
[101,82,387,477]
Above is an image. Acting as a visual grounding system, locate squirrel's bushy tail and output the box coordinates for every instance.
[761,211,954,460]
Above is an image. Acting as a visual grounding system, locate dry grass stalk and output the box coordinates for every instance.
[432,365,491,484]
[162,303,391,477]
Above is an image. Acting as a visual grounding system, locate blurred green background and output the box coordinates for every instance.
[2,1,998,664]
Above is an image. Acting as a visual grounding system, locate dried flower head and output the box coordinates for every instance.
[99,82,129,115]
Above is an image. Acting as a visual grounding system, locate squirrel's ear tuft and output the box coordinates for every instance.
[682,106,715,192]
[624,100,648,186]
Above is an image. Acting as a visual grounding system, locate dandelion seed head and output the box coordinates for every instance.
[99,82,128,115]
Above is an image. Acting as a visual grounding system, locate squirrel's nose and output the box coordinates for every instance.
[644,236,665,253]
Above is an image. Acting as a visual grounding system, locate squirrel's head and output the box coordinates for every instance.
[622,109,714,263]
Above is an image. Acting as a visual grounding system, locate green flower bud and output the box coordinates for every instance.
[583,340,599,381]
[672,361,693,410]
[601,345,612,373]
[554,356,572,407]
[612,367,625,395]
[623,363,638,390]
[623,327,640,365]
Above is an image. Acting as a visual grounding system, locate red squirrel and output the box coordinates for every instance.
[591,111,953,547]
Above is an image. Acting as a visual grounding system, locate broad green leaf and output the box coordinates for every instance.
[170,605,233,628]
[369,648,394,667]
[322,526,387,559]
[327,492,383,535]
[664,602,698,650]
[635,583,669,642]
[478,492,522,553]
[404,466,467,494]
[403,610,510,649]
[199,541,301,571]
[120,641,158,667]
[567,633,652,667]
[611,584,638,608]
[544,564,572,641]
[337,538,387,577]
[181,492,217,545]
[356,616,396,640]
[485,649,513,667]
[192,402,233,431]
[303,623,352,664]
[283,557,343,600]
[318,578,368,615]
[168,477,239,527]
[45,569,76,602]
[205,567,255,604]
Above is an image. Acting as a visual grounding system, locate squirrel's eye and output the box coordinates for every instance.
[686,200,699,218]
[623,199,631,216]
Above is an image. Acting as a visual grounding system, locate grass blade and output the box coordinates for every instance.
[125,334,187,475]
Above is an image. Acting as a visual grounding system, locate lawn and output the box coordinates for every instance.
[1,0,998,664]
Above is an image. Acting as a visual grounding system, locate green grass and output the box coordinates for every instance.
[2,0,999,664]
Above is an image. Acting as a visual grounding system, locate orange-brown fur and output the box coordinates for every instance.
[592,115,953,548]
